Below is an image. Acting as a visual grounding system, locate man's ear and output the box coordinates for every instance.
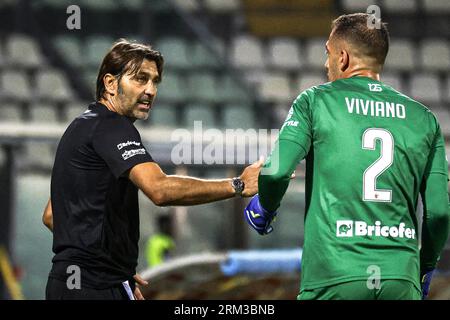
[103,73,118,97]
[339,49,350,72]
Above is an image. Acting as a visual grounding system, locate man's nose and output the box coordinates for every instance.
[144,82,157,96]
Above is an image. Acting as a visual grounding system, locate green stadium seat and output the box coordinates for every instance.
[21,141,55,169]
[1,70,31,101]
[155,38,190,69]
[29,103,59,123]
[231,35,264,69]
[223,104,255,129]
[410,73,442,103]
[191,42,222,68]
[259,72,291,103]
[188,72,219,103]
[217,75,253,103]
[156,72,187,103]
[35,69,73,101]
[6,34,45,68]
[149,103,178,128]
[85,35,114,67]
[419,39,450,71]
[82,68,99,90]
[384,39,415,71]
[0,102,24,122]
[267,38,303,70]
[184,104,216,128]
[304,38,327,70]
[243,70,264,88]
[52,35,83,67]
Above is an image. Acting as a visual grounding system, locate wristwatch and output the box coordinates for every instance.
[231,177,245,196]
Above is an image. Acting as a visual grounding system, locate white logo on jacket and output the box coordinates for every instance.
[117,141,141,150]
[336,220,415,239]
[368,83,382,92]
[122,148,146,160]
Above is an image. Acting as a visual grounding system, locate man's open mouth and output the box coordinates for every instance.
[137,100,152,109]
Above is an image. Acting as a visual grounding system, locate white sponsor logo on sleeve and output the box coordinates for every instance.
[122,148,146,160]
[117,141,141,150]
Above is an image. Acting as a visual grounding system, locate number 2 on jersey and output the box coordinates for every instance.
[362,128,394,202]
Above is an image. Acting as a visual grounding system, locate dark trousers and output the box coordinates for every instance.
[45,277,133,300]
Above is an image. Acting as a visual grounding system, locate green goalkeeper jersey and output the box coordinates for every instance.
[275,76,448,291]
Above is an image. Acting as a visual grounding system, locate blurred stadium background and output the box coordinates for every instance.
[0,0,449,300]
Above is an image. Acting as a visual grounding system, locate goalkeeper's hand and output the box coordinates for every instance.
[244,194,277,235]
[421,269,435,300]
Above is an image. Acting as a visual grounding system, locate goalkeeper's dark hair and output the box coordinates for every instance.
[96,39,164,100]
[331,13,389,67]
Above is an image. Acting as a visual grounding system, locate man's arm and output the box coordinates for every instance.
[258,91,313,212]
[244,91,313,234]
[259,139,307,212]
[419,128,450,273]
[128,159,262,206]
[42,198,53,232]
[244,140,306,235]
[419,125,449,299]
[420,172,449,272]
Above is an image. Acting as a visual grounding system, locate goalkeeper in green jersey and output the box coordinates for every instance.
[244,13,449,300]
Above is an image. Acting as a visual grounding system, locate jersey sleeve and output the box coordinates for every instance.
[420,121,450,272]
[278,89,314,155]
[92,116,154,178]
[259,139,307,212]
[424,122,448,178]
[258,90,314,212]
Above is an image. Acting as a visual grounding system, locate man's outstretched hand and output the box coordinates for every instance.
[239,157,264,197]
[244,194,277,235]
